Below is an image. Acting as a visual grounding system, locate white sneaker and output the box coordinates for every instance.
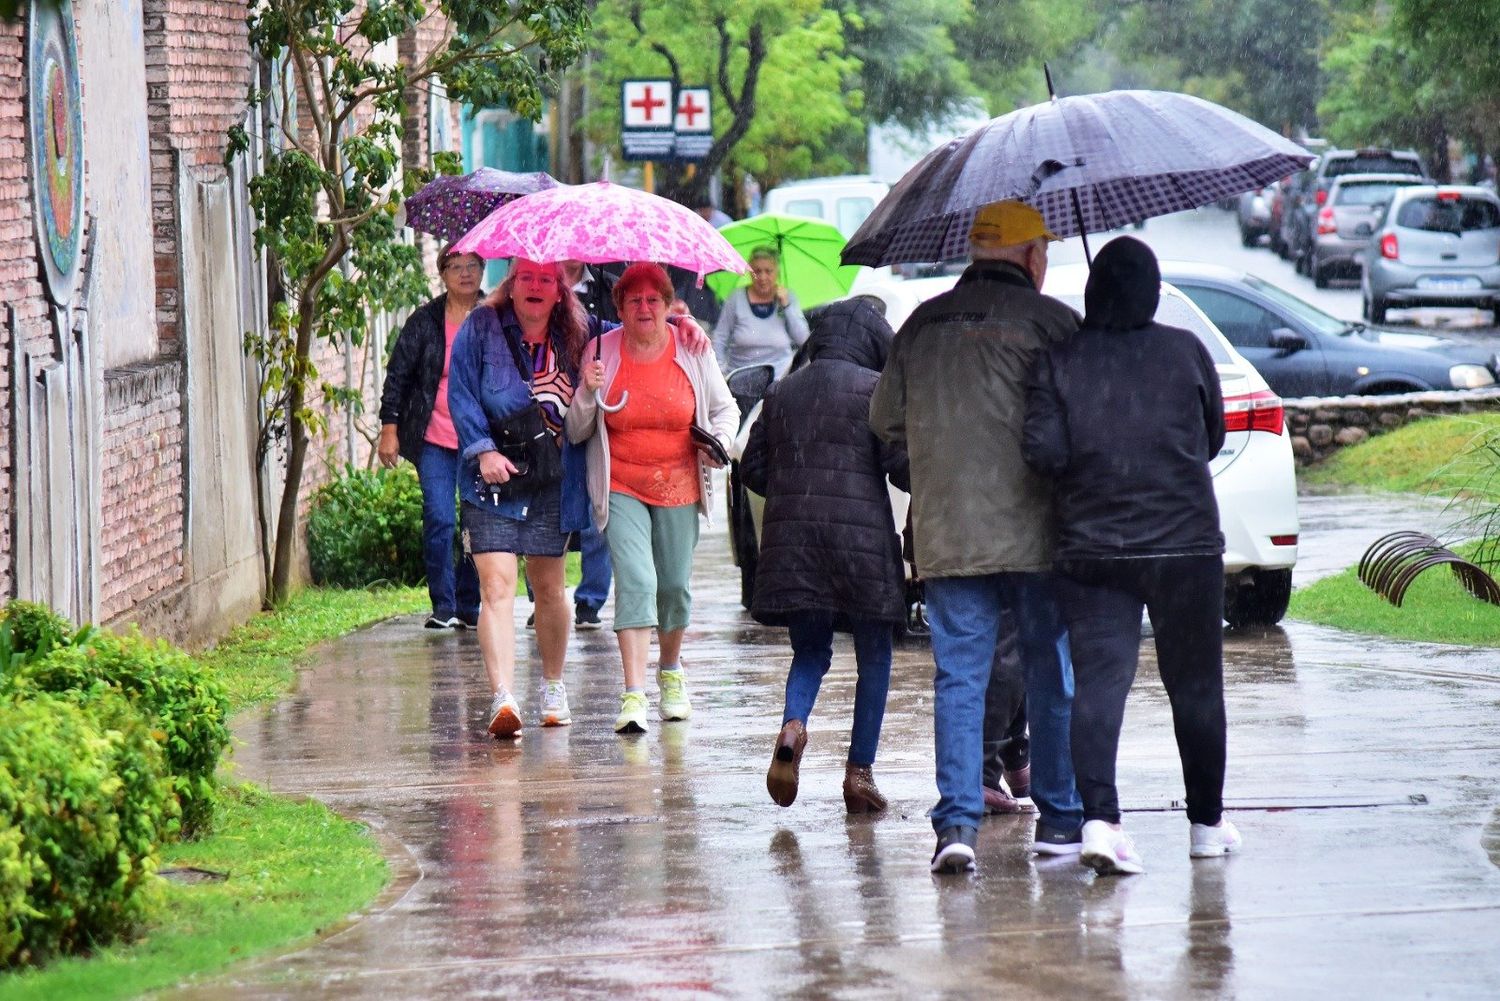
[1080,819,1145,876]
[487,690,522,738]
[657,667,692,721]
[614,691,650,734]
[1190,818,1243,858]
[540,680,571,727]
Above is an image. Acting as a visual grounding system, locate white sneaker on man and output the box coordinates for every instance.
[1080,819,1145,876]
[1190,818,1243,858]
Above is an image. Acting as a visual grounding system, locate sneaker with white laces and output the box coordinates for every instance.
[425,614,460,629]
[487,690,522,738]
[615,691,650,734]
[540,680,571,727]
[1080,819,1146,876]
[657,667,692,721]
[1190,818,1243,858]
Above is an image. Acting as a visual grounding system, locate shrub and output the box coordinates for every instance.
[0,601,92,678]
[0,692,172,966]
[306,464,426,588]
[14,632,230,839]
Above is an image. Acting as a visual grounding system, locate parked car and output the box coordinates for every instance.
[1275,168,1317,263]
[1308,174,1427,287]
[1360,185,1500,324]
[1166,262,1498,397]
[1237,184,1275,246]
[761,175,889,239]
[728,267,1302,627]
[1287,148,1427,274]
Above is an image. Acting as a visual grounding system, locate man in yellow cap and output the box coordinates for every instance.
[870,199,1083,874]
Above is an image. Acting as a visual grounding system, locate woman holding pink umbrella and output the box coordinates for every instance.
[566,263,739,735]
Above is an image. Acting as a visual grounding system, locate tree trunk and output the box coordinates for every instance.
[268,298,317,605]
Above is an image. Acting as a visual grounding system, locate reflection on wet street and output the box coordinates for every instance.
[175,494,1500,998]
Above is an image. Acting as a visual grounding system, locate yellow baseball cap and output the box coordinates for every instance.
[969,200,1060,248]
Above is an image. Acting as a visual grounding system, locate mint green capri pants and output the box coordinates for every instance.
[605,492,701,632]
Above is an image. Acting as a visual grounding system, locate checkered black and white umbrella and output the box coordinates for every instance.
[842,90,1314,267]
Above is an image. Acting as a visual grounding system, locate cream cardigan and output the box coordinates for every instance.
[564,327,739,531]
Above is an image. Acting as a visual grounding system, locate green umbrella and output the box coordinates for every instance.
[705,213,863,308]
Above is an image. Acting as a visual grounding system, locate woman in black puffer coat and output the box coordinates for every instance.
[741,297,909,814]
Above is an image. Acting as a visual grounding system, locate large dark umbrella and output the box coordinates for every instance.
[403,167,558,243]
[843,85,1314,267]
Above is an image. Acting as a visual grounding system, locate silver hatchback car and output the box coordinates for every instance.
[1309,174,1424,288]
[1361,185,1500,323]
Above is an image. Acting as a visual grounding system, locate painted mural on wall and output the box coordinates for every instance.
[29,0,85,305]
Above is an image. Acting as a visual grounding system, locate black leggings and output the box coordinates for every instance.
[1055,555,1226,826]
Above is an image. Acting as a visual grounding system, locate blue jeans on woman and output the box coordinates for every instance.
[417,442,480,621]
[782,612,892,767]
[925,573,1082,835]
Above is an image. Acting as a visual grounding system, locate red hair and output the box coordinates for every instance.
[611,262,675,315]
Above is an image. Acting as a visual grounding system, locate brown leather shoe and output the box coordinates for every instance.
[982,784,1024,815]
[842,763,887,814]
[766,720,807,807]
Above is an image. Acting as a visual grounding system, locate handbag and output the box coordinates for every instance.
[690,423,730,466]
[481,331,564,500]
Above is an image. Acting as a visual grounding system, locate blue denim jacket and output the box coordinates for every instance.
[447,304,594,532]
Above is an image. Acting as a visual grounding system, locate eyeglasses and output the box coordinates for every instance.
[444,261,483,275]
[624,295,665,308]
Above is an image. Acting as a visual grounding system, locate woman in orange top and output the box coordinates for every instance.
[566,263,738,735]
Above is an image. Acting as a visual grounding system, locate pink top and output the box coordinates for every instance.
[424,316,461,448]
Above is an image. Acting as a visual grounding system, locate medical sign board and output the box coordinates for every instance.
[622,79,674,160]
[672,87,712,162]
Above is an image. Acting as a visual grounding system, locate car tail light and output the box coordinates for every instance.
[1380,233,1399,259]
[1270,534,1298,547]
[1437,189,1462,202]
[1315,189,1328,206]
[1223,389,1284,435]
[1317,206,1336,234]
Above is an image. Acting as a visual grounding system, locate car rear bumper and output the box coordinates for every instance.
[1312,235,1367,271]
[1213,431,1300,573]
[1368,261,1500,306]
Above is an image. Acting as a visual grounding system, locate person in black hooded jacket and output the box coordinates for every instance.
[741,297,909,814]
[1023,235,1242,876]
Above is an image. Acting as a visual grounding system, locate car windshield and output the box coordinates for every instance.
[1335,182,1414,206]
[1395,197,1500,233]
[1240,274,1349,336]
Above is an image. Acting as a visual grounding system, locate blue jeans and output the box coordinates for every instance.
[417,442,480,619]
[782,613,892,767]
[925,573,1082,834]
[573,516,612,610]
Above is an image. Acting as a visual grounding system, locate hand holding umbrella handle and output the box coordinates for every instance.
[592,332,628,412]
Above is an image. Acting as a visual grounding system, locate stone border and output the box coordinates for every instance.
[1285,387,1500,464]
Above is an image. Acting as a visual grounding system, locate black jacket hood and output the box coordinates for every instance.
[796,297,894,372]
[1083,236,1161,330]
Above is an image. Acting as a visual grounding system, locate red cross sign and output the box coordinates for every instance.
[623,80,673,128]
[674,88,712,133]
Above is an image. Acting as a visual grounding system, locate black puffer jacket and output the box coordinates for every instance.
[1023,236,1226,559]
[379,294,451,464]
[742,299,910,626]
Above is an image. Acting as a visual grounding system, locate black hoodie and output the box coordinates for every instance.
[1023,237,1226,560]
[741,298,911,626]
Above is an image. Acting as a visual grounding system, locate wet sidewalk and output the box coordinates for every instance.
[176,495,1500,998]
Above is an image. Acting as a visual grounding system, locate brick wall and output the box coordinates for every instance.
[143,0,251,350]
[99,363,184,619]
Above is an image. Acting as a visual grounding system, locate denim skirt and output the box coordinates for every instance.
[462,482,568,557]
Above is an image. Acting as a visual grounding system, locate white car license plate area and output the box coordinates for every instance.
[1416,275,1481,290]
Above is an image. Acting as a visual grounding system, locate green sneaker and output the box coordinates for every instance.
[657,668,692,722]
[614,691,650,734]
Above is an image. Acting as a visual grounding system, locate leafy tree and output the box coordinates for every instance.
[227,1,589,605]
[952,0,1102,113]
[840,0,974,128]
[583,0,859,203]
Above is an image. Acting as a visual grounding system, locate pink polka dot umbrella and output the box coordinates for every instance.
[452,181,749,285]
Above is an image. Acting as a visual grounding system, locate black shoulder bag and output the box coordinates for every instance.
[481,330,564,500]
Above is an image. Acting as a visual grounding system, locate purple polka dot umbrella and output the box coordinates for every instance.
[404,168,559,243]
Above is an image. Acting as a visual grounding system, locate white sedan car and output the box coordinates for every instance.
[726,264,1300,627]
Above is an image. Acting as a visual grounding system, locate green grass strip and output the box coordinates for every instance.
[1290,543,1500,647]
[0,783,387,1001]
[1300,413,1500,500]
